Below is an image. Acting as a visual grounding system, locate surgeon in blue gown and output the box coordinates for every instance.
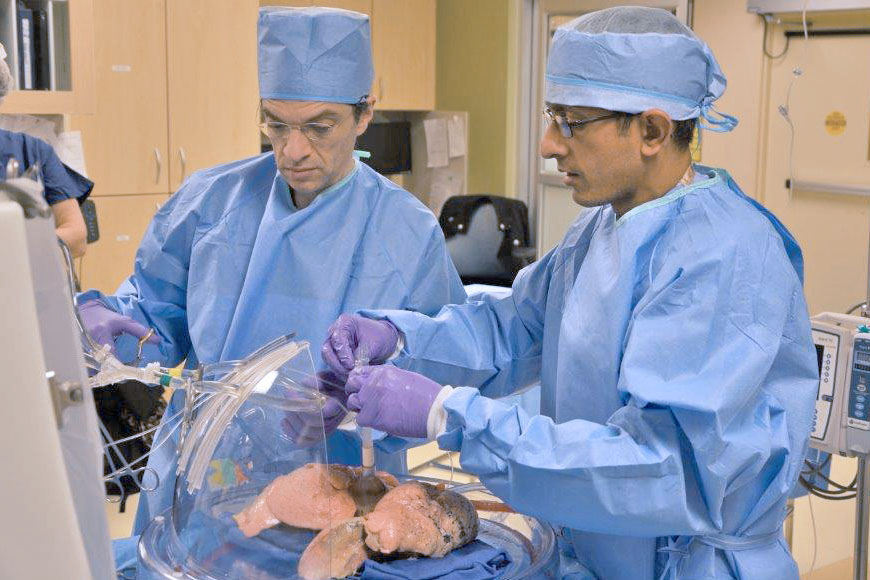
[323,8,817,580]
[78,6,465,574]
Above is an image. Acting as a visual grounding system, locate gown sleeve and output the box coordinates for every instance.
[434,230,817,537]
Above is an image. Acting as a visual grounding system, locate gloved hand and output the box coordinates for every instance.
[322,314,400,376]
[345,366,443,439]
[78,300,160,353]
[282,371,349,446]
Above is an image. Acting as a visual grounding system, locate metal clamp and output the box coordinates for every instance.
[46,371,84,428]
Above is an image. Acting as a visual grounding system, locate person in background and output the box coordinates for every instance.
[0,42,92,257]
[323,7,816,580]
[77,7,465,575]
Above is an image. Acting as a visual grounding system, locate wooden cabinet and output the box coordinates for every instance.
[1,0,95,114]
[69,0,169,196]
[166,0,260,190]
[318,0,372,13]
[259,0,434,110]
[371,0,434,111]
[72,0,259,290]
[80,194,169,293]
[262,0,370,11]
[70,0,260,196]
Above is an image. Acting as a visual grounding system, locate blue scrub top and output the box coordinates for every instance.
[0,128,93,204]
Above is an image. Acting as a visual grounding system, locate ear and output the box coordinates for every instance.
[638,109,672,157]
[355,96,376,137]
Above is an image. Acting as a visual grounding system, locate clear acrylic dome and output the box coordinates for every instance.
[140,336,338,579]
[136,335,559,579]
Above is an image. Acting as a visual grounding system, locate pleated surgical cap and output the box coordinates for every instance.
[546,6,737,132]
[258,6,373,104]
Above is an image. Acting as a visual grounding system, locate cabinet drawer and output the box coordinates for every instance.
[80,194,169,293]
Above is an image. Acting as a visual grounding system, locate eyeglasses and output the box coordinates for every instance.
[258,115,348,143]
[543,108,629,139]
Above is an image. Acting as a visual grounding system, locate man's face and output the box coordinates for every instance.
[540,104,643,211]
[261,99,372,199]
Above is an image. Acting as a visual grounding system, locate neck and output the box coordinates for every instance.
[610,150,693,217]
[289,157,357,210]
[291,189,318,210]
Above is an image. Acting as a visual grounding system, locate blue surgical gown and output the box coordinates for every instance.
[367,166,817,580]
[80,155,466,541]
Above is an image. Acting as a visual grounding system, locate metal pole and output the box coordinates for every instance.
[865,223,870,317]
[854,457,870,580]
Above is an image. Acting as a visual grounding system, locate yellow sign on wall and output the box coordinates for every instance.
[825,111,847,136]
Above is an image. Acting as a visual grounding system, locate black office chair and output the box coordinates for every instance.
[439,195,536,287]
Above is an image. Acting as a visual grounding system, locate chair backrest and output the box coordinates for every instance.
[440,195,532,285]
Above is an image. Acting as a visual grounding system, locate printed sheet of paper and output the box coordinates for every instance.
[447,115,466,158]
[56,131,88,177]
[424,118,449,168]
[428,169,463,216]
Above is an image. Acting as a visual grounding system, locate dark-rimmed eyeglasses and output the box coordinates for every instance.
[543,108,630,139]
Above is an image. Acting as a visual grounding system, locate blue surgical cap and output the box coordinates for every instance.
[546,6,737,132]
[258,6,373,104]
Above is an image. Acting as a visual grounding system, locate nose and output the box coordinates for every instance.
[539,122,568,160]
[281,128,312,164]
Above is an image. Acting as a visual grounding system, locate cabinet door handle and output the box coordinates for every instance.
[178,147,187,182]
[378,77,384,102]
[153,147,162,184]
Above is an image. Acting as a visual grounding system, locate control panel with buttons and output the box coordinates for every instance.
[811,314,870,457]
[848,336,870,431]
[811,329,839,442]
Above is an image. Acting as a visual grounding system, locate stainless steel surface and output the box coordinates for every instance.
[790,180,870,198]
[747,0,870,13]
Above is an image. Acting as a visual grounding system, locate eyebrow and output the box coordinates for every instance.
[546,103,608,118]
[262,109,343,124]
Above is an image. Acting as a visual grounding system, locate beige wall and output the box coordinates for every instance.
[693,0,767,194]
[436,0,513,196]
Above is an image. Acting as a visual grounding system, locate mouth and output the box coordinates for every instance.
[559,169,582,188]
[285,167,317,176]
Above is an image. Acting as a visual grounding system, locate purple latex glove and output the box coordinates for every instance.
[322,314,400,375]
[78,300,160,353]
[345,366,443,439]
[282,371,348,446]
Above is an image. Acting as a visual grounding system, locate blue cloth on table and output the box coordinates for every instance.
[113,535,139,579]
[356,540,510,580]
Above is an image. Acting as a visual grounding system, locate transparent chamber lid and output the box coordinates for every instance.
[136,336,559,579]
